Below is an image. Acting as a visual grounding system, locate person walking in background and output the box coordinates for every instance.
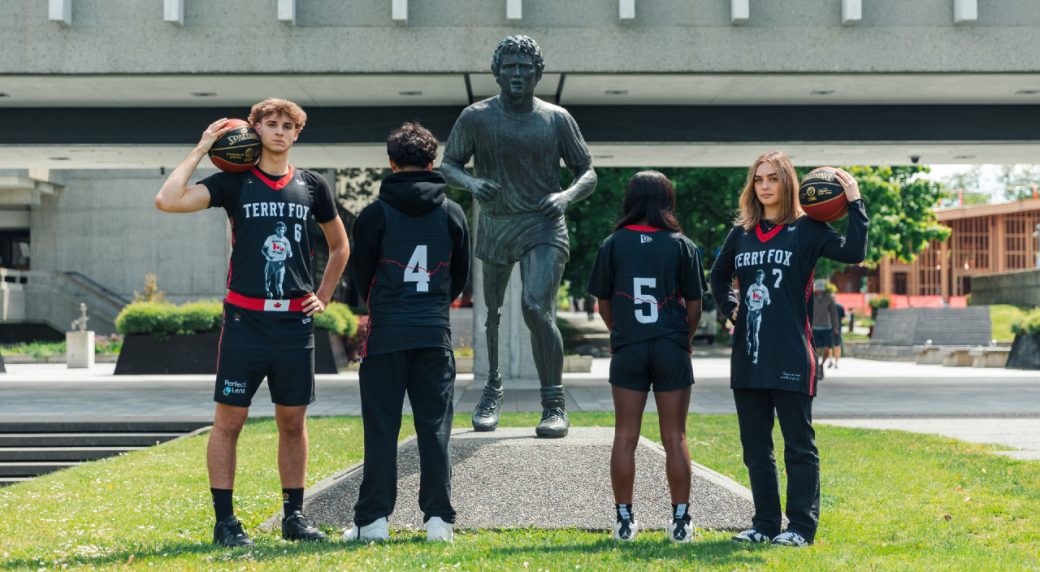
[811,280,840,379]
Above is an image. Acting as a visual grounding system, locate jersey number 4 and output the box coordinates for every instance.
[404,245,430,292]
[633,277,658,324]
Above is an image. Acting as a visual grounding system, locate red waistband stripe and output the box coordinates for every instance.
[225,291,307,312]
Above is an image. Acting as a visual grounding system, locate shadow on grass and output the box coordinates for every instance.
[482,535,771,567]
[0,537,385,570]
[0,533,774,569]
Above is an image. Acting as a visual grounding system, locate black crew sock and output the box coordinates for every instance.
[211,488,233,522]
[283,488,304,516]
[615,503,634,522]
[673,502,690,522]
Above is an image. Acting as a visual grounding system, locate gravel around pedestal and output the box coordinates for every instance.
[271,427,755,531]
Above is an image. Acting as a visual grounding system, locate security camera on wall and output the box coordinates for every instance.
[910,155,921,164]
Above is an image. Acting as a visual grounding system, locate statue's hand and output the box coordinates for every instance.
[537,193,568,219]
[469,178,502,203]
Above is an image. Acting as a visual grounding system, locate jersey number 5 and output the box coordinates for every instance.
[633,277,658,324]
[405,245,430,292]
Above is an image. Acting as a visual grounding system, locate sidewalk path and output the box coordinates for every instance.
[3,357,1039,459]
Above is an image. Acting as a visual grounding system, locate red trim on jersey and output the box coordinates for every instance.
[226,217,236,289]
[361,275,377,359]
[251,166,296,191]
[806,316,817,395]
[225,290,308,312]
[215,307,226,377]
[805,271,816,395]
[624,225,663,232]
[756,222,785,243]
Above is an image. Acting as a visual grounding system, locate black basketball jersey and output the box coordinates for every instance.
[365,201,455,356]
[587,226,704,352]
[202,167,337,300]
[709,200,868,396]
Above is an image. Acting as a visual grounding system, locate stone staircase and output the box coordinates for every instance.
[0,420,210,486]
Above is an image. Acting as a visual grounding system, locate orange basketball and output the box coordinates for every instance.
[799,167,848,222]
[208,119,261,173]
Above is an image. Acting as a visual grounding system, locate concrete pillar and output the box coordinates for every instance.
[471,203,543,389]
[66,330,95,369]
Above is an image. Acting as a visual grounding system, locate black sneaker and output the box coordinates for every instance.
[213,515,254,547]
[282,510,327,542]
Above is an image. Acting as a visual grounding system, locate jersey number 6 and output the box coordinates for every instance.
[633,277,658,324]
[405,245,430,292]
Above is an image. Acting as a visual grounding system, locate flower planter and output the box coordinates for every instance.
[114,330,348,375]
[1005,333,1040,369]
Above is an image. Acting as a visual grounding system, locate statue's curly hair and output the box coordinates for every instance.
[491,35,545,77]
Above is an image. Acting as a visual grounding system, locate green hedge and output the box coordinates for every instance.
[115,300,358,336]
[1011,308,1040,336]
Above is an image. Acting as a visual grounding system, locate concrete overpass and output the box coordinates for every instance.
[2,0,1039,342]
[0,0,1038,168]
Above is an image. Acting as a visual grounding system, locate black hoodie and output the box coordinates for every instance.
[350,169,470,304]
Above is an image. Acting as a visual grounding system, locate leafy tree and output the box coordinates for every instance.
[997,165,1040,201]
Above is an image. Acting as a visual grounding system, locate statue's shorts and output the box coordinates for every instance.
[476,210,570,265]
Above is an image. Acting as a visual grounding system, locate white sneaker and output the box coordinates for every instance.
[772,531,810,547]
[669,516,694,543]
[732,527,772,544]
[341,517,389,541]
[613,516,639,541]
[426,517,454,542]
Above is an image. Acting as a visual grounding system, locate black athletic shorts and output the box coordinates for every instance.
[811,328,834,350]
[214,302,316,407]
[609,337,694,393]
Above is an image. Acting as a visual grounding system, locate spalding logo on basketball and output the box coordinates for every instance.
[799,167,848,222]
[208,119,262,173]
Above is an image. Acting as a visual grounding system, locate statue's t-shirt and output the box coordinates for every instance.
[443,96,592,216]
[443,96,592,264]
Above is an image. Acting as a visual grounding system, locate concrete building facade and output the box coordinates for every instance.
[2,0,1040,346]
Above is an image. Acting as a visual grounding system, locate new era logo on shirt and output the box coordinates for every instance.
[264,299,290,312]
[640,234,653,244]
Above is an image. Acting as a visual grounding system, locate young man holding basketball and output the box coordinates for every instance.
[156,98,349,547]
[345,122,470,542]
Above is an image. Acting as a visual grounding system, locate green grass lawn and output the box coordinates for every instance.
[990,304,1030,343]
[1,413,1038,571]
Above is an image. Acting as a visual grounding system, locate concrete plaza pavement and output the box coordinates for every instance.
[2,355,1039,459]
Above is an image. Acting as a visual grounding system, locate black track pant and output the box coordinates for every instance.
[354,347,457,526]
[732,388,820,541]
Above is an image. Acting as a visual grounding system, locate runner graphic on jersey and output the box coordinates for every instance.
[745,269,771,364]
[262,221,293,298]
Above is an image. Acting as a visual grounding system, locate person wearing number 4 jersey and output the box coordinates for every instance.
[347,122,470,542]
[709,151,867,547]
[587,171,704,543]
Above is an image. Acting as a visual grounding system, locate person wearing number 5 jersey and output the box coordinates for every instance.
[346,122,470,542]
[587,171,704,543]
[709,151,867,547]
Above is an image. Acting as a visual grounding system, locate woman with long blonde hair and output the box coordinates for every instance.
[709,151,867,547]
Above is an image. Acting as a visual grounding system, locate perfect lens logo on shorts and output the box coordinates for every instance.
[223,379,248,395]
